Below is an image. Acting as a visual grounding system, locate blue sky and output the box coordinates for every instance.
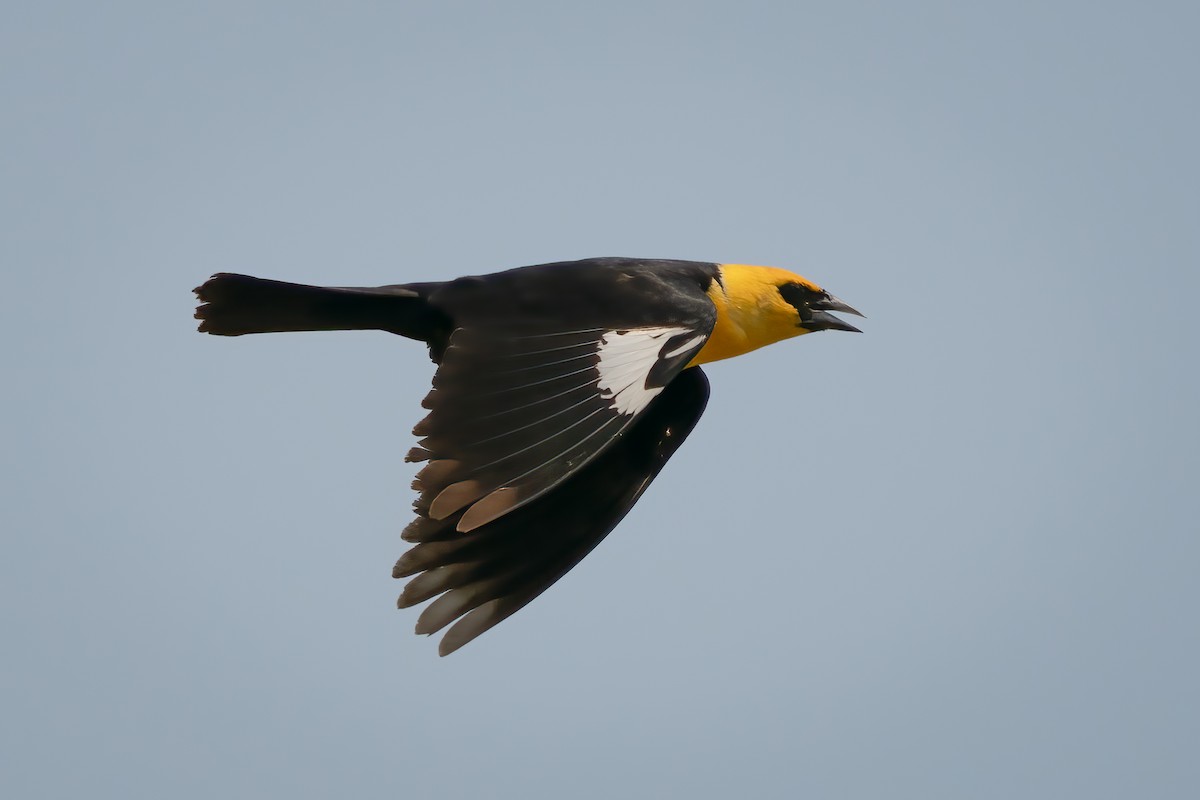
[3,2,1198,798]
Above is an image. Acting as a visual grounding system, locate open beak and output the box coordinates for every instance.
[805,293,865,333]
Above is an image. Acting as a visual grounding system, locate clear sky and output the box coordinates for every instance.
[4,2,1198,798]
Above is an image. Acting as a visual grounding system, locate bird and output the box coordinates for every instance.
[193,256,862,655]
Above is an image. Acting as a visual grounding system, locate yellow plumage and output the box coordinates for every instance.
[692,264,825,365]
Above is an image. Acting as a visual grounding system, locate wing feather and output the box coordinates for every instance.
[395,367,711,654]
[410,320,713,532]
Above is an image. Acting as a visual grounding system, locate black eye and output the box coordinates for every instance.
[777,282,822,309]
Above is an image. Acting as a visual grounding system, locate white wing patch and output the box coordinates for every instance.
[595,326,694,416]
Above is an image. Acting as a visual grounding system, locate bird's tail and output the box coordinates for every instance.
[193,273,448,341]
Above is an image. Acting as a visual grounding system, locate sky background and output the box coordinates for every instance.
[3,2,1198,797]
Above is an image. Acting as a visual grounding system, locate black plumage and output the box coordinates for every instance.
[195,259,719,654]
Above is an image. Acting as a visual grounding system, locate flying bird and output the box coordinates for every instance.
[194,257,862,655]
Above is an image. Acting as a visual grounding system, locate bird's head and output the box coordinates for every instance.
[694,264,864,365]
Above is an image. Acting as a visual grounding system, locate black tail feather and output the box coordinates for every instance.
[193,273,448,342]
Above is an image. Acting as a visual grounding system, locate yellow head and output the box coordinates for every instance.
[691,264,862,365]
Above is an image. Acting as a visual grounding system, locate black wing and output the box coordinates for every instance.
[407,261,717,533]
[407,322,710,532]
[394,366,711,655]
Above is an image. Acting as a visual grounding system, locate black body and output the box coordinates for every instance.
[195,258,720,654]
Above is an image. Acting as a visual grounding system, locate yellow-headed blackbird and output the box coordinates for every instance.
[194,257,862,654]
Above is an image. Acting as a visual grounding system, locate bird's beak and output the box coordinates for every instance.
[805,294,865,333]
